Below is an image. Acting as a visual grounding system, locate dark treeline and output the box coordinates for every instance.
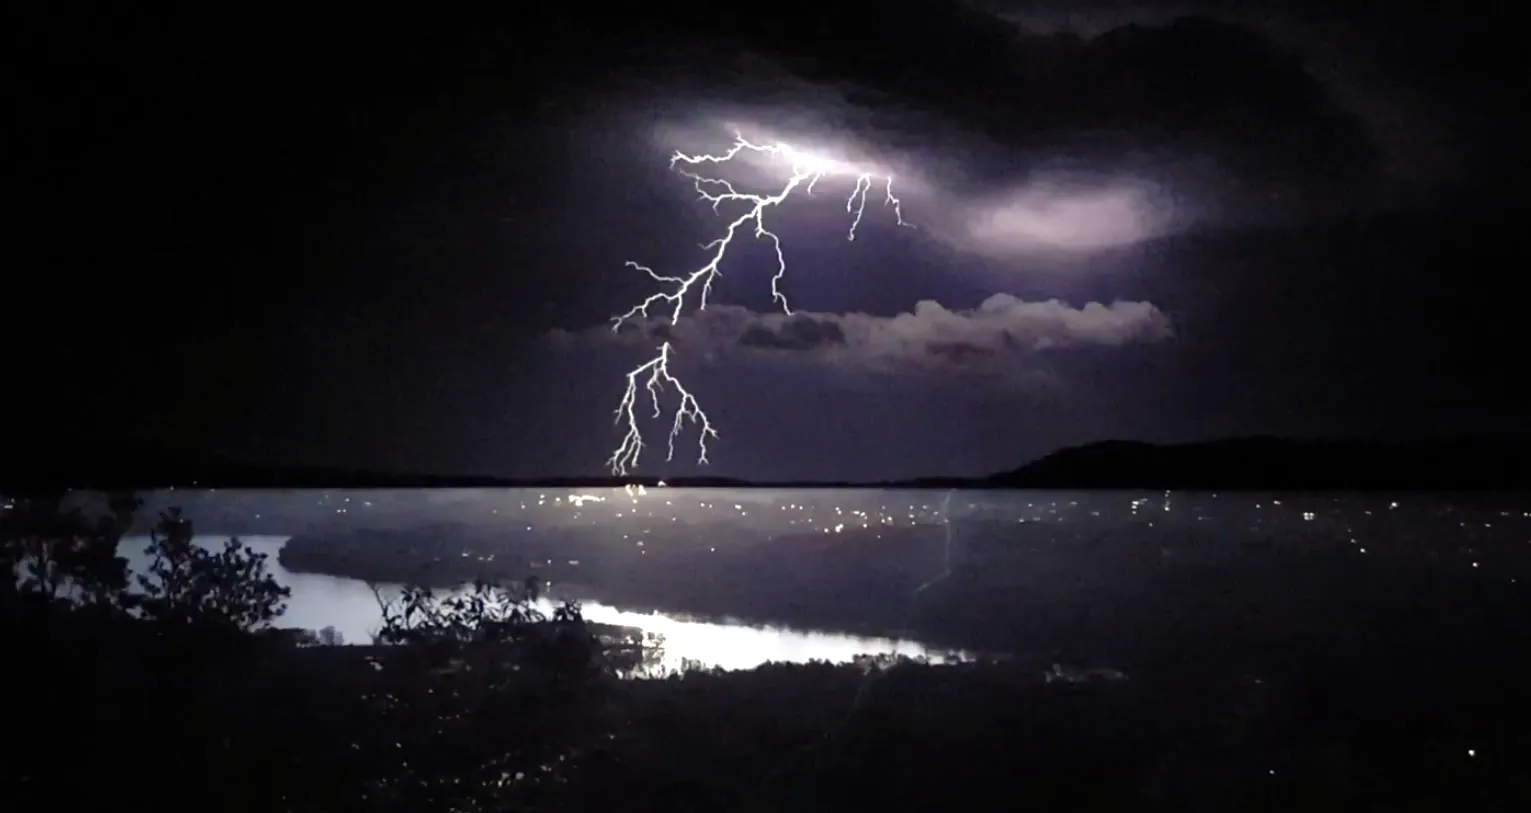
[990,436,1531,491]
[5,493,1531,809]
[1,493,616,810]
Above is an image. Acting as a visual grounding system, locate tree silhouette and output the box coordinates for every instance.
[3,495,636,810]
[1,492,138,610]
[135,507,290,631]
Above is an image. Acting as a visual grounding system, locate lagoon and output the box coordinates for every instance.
[103,486,1531,680]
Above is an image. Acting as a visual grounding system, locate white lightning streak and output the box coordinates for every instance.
[606,132,911,476]
[607,341,718,478]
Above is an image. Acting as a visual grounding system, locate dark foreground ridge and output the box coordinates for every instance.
[4,436,1529,492]
[9,490,1531,808]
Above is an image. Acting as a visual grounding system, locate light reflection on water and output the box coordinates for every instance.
[93,488,1531,678]
[567,603,960,672]
[118,535,958,672]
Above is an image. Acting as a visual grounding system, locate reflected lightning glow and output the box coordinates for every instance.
[606,133,913,475]
[114,535,967,673]
[93,489,1531,676]
[569,602,964,673]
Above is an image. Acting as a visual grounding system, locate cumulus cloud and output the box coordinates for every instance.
[551,294,1171,381]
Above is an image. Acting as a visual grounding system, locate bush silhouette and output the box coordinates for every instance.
[2,493,616,810]
[135,507,290,631]
[2,491,138,611]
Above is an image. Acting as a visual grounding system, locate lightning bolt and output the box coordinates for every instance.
[607,341,718,478]
[607,132,912,476]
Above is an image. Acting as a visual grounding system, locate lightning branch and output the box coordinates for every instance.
[607,133,911,475]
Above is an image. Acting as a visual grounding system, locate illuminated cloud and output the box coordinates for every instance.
[578,115,1181,472]
[649,115,1188,258]
[552,294,1171,381]
[595,10,1398,257]
[650,116,938,201]
[961,178,1180,254]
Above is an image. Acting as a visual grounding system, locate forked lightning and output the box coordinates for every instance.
[607,133,911,476]
[608,341,717,478]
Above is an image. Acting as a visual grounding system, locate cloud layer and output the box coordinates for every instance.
[587,2,1402,266]
[552,294,1171,381]
[587,4,1391,215]
[647,116,1191,259]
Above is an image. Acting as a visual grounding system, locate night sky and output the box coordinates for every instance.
[12,1,1528,481]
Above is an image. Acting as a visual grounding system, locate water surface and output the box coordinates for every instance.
[100,487,1531,677]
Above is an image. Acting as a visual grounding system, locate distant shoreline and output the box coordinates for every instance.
[5,436,1529,493]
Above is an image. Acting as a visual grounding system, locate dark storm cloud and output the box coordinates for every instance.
[550,295,1171,381]
[16,2,1520,484]
[738,317,845,352]
[581,0,1389,221]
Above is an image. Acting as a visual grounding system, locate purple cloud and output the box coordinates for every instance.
[551,294,1171,383]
